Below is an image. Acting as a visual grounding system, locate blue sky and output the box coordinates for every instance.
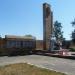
[0,0,75,40]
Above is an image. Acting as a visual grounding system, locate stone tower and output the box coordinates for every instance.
[43,3,53,50]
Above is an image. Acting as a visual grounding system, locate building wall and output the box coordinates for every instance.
[0,39,6,48]
[70,41,75,48]
[36,40,43,50]
[43,3,53,50]
[0,39,7,55]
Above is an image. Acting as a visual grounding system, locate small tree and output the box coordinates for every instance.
[54,21,64,49]
[54,21,63,42]
[71,18,75,27]
[25,35,33,37]
[71,18,75,42]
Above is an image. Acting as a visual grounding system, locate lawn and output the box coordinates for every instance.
[0,63,66,75]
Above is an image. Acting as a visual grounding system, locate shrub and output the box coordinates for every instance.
[69,48,75,52]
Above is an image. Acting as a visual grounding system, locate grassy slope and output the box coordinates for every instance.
[0,63,66,75]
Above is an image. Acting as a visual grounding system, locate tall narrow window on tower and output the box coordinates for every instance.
[43,3,53,50]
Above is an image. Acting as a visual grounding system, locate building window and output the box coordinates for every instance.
[15,41,21,48]
[7,40,16,48]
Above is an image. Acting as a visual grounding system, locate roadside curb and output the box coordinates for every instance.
[27,62,68,75]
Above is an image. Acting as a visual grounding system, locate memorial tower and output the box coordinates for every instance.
[43,3,53,50]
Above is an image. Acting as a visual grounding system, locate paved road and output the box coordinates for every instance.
[0,55,75,75]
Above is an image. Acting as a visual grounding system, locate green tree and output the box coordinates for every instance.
[71,18,75,27]
[71,18,75,42]
[25,35,33,37]
[54,21,63,41]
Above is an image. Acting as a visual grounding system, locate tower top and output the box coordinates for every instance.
[43,3,51,7]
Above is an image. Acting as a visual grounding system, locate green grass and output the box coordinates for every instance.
[0,63,66,75]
